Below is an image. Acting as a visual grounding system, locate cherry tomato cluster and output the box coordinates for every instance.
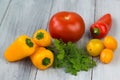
[100,36,118,64]
[86,35,118,64]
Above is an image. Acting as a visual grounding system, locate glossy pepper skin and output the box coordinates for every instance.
[4,35,37,62]
[33,29,52,47]
[90,13,112,39]
[30,47,54,70]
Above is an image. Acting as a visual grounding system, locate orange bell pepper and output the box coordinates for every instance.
[30,47,54,70]
[33,29,52,47]
[4,35,37,62]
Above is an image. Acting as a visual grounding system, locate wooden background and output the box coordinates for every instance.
[0,0,120,80]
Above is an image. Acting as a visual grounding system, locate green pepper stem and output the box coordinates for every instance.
[36,32,44,40]
[92,28,100,36]
[42,57,50,66]
[26,38,33,47]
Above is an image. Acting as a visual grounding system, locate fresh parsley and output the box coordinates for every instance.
[47,39,96,75]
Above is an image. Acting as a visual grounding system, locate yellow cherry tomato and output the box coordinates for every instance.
[86,39,104,57]
[103,36,118,51]
[100,48,114,64]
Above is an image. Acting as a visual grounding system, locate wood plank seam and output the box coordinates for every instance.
[91,0,97,80]
[46,0,55,31]
[34,69,38,80]
[34,0,55,80]
[0,0,12,27]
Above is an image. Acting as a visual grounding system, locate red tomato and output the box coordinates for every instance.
[48,11,85,42]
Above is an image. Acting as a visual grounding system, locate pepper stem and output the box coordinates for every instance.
[26,38,33,47]
[36,32,44,40]
[42,57,50,66]
[92,28,100,36]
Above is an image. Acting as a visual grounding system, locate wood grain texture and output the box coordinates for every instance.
[1,0,120,80]
[36,0,95,80]
[0,0,11,24]
[92,0,120,80]
[0,0,53,80]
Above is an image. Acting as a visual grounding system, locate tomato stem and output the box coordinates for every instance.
[64,16,70,20]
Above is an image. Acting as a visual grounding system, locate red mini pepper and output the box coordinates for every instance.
[90,13,112,39]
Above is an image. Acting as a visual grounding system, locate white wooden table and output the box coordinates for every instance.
[0,0,120,80]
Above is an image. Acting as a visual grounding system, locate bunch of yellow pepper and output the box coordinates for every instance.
[4,29,54,70]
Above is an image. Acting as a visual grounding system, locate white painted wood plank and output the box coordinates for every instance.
[0,0,53,80]
[0,0,11,23]
[36,0,95,80]
[93,0,120,80]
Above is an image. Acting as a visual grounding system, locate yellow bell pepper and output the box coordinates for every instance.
[4,35,37,62]
[33,29,52,47]
[30,47,54,70]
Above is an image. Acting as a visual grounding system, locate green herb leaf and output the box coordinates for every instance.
[48,39,96,75]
